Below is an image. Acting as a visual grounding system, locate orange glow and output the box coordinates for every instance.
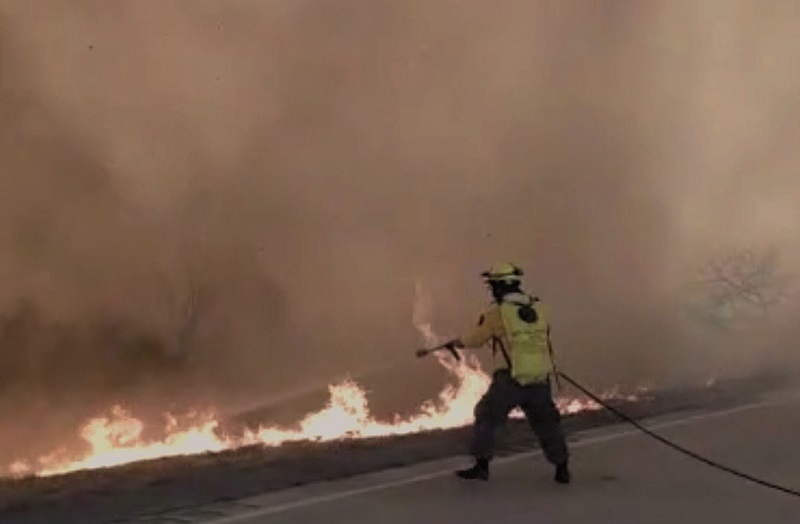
[5,288,639,478]
[9,352,618,478]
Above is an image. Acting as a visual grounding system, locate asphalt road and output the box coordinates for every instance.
[160,385,800,524]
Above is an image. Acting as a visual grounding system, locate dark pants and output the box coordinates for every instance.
[470,369,569,465]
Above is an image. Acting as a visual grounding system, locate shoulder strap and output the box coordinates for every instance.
[491,335,513,370]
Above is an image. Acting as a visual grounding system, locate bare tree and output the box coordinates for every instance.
[697,247,795,317]
[157,270,208,364]
[174,276,205,360]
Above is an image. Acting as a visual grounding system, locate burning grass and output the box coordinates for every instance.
[5,352,633,478]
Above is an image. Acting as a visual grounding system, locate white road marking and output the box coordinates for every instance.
[199,397,782,524]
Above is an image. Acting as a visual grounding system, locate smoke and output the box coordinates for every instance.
[1,0,799,460]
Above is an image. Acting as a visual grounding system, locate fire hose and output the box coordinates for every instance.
[416,346,800,499]
[557,371,800,499]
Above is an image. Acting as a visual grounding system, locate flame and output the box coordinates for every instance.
[7,353,630,478]
[5,284,639,478]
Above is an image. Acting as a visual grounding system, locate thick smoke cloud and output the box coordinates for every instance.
[0,1,799,461]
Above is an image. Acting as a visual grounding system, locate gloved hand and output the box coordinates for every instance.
[440,339,464,361]
[443,339,465,350]
[415,339,464,360]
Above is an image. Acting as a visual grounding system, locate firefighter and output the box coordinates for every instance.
[443,262,570,483]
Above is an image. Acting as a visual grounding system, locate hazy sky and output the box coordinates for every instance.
[1,0,798,446]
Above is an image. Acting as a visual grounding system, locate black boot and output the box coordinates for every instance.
[455,458,489,481]
[554,461,571,484]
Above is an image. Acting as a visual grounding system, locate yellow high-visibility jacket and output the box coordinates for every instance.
[461,293,552,385]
